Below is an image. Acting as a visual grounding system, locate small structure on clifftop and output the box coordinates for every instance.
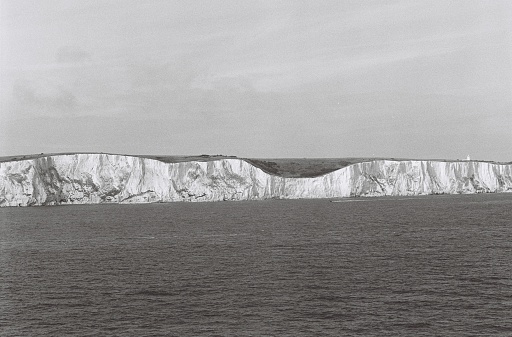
[466,155,471,161]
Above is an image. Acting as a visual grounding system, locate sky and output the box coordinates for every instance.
[1,0,511,160]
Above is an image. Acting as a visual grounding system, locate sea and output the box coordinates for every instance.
[1,193,511,336]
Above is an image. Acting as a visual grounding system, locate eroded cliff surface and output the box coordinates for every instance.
[1,154,511,206]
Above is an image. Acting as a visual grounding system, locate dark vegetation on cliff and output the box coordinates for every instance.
[141,155,372,177]
[0,153,509,179]
[244,158,370,178]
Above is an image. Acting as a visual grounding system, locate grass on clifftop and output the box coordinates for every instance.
[0,153,508,178]
[0,153,371,177]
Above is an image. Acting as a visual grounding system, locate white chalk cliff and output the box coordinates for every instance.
[1,154,511,206]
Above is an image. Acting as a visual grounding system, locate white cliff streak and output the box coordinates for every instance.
[0,154,511,206]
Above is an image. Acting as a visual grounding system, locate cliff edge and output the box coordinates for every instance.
[1,153,511,206]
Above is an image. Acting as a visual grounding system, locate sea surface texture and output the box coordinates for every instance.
[1,153,512,206]
[1,194,511,336]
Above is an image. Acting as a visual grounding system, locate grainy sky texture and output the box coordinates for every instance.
[1,0,511,160]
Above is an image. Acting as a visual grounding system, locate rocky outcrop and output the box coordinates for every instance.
[1,154,511,206]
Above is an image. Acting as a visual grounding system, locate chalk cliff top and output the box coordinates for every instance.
[0,152,509,178]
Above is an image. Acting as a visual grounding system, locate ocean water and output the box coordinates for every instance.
[1,193,511,336]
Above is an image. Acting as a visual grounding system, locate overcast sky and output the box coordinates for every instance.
[1,0,511,160]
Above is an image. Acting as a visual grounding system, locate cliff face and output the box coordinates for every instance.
[1,154,511,206]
